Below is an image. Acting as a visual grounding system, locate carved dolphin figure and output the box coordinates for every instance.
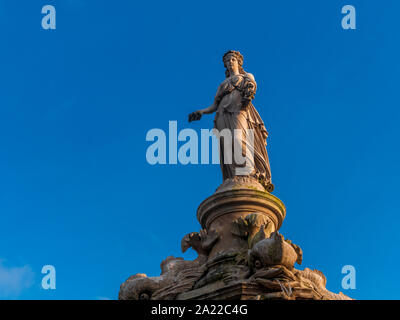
[249,232,300,270]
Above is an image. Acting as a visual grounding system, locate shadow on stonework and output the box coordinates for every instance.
[119,51,351,300]
[119,204,351,300]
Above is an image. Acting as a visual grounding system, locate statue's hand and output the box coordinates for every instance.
[188,110,203,122]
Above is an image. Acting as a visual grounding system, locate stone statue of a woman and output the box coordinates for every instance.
[189,50,274,192]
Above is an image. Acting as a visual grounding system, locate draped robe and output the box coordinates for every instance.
[213,72,272,187]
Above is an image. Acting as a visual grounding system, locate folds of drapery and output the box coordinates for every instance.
[213,102,272,185]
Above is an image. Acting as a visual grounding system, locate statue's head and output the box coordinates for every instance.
[223,50,245,78]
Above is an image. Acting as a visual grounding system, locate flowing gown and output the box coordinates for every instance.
[213,72,272,188]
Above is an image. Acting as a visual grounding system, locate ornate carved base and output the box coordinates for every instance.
[177,281,263,300]
[176,279,349,300]
[197,187,286,259]
[119,181,351,301]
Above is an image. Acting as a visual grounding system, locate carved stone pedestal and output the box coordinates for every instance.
[197,188,285,259]
[119,178,351,301]
[177,281,263,300]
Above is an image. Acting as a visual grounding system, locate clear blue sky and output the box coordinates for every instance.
[0,0,399,300]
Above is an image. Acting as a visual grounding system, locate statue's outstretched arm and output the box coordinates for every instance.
[200,101,218,115]
[189,85,221,122]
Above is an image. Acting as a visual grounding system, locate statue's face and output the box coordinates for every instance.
[224,54,240,75]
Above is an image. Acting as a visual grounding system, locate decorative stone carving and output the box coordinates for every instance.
[119,273,160,300]
[119,51,352,300]
[246,264,352,300]
[119,179,350,300]
[193,252,251,289]
[119,256,207,300]
[181,229,219,264]
[231,212,275,249]
[249,232,301,270]
[197,188,286,260]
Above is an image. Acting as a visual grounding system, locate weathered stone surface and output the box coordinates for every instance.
[119,180,351,300]
[118,51,352,301]
[177,281,263,300]
[188,50,273,191]
[197,187,286,259]
[249,232,299,269]
[215,176,265,193]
